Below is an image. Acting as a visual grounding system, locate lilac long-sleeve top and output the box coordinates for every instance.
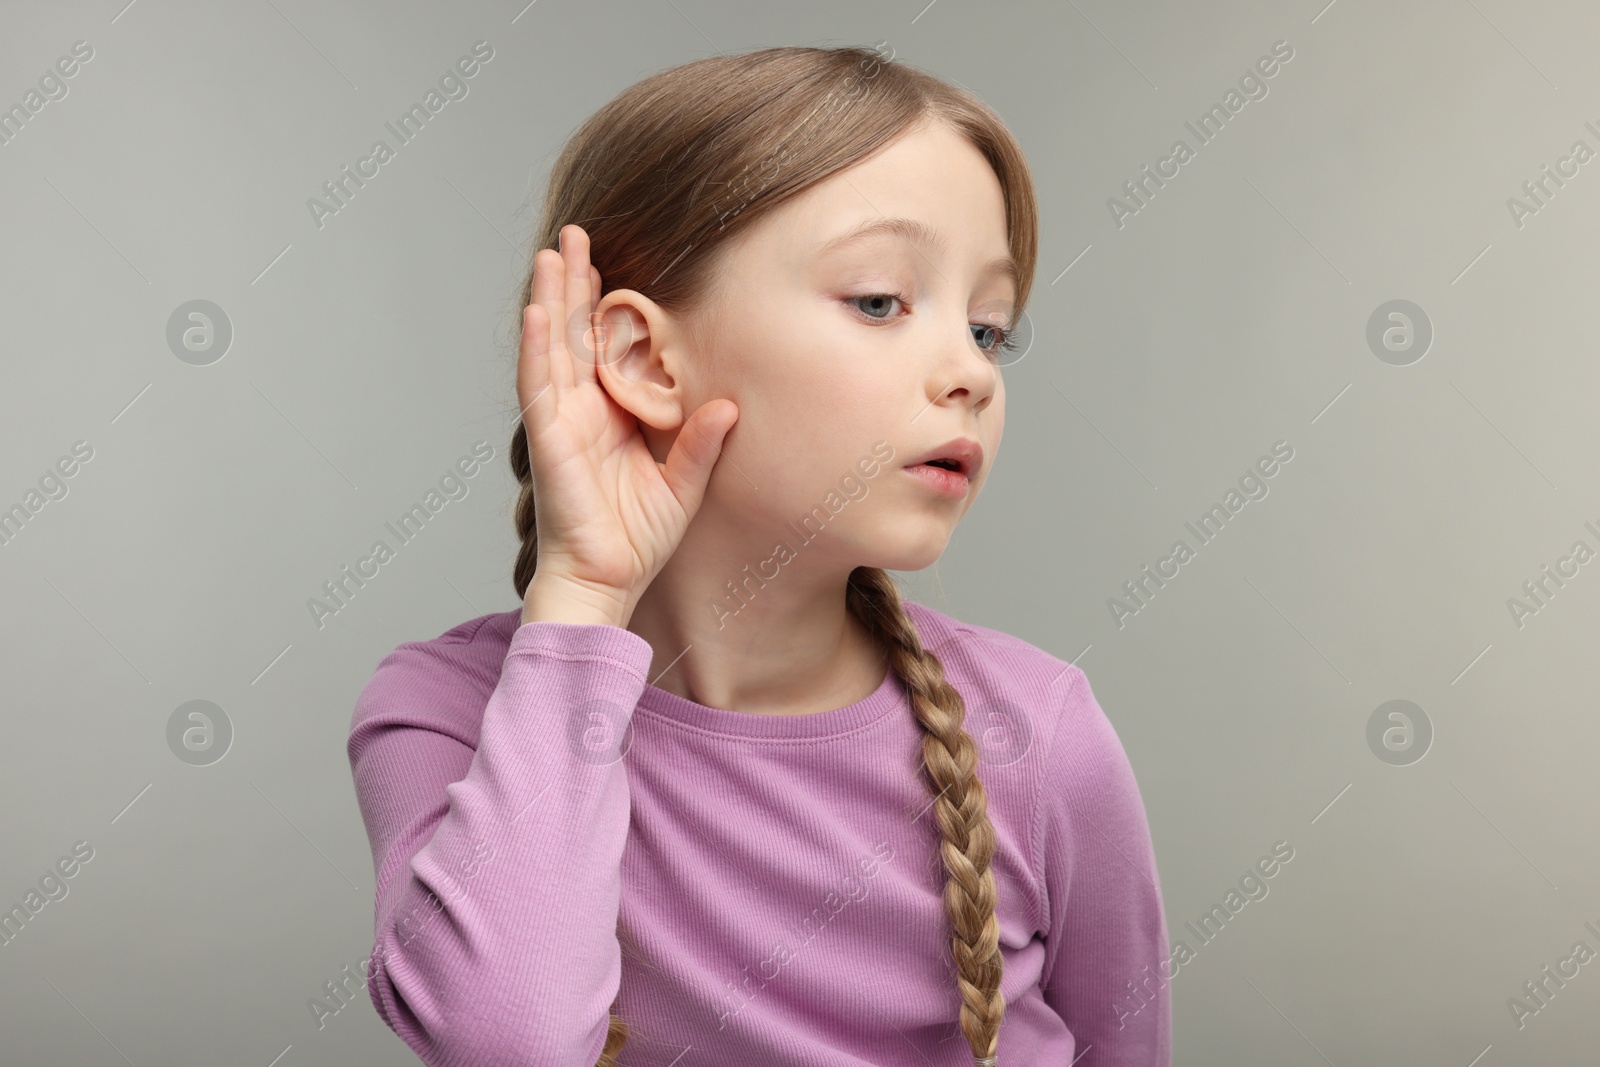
[346,599,1172,1066]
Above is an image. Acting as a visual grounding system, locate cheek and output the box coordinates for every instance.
[713,297,905,465]
[734,392,888,510]
[723,318,880,420]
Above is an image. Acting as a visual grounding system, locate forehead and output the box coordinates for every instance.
[815,215,1018,295]
[728,122,1012,277]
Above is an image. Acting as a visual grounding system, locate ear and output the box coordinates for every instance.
[591,288,689,432]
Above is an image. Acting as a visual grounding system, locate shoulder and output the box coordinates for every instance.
[902,597,1145,853]
[902,598,1093,759]
[904,597,1073,675]
[365,608,521,695]
[347,609,522,751]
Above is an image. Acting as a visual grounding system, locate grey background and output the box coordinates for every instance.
[2,0,1597,1064]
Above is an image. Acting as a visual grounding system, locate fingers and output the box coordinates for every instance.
[660,399,739,514]
[559,225,597,379]
[525,225,598,402]
[517,302,555,433]
[529,246,572,392]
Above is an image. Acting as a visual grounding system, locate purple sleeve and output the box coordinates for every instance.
[1035,667,1172,1066]
[347,619,655,1067]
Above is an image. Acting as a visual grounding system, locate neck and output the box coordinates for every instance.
[625,517,887,716]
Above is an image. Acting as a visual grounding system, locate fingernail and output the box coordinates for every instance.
[557,229,564,253]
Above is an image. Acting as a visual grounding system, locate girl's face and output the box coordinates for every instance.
[645,119,1015,574]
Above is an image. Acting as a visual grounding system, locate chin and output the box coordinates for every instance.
[856,533,953,573]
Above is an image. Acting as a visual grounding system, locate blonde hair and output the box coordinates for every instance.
[506,44,1038,1066]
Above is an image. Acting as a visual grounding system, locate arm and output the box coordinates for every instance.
[1035,667,1172,1066]
[347,618,654,1067]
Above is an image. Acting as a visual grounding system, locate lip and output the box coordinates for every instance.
[904,463,970,497]
[903,437,984,479]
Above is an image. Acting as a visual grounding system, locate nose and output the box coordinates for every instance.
[925,315,999,414]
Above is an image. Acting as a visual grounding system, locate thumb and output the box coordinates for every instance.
[659,399,739,514]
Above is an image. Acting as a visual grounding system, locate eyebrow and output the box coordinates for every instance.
[816,216,1019,294]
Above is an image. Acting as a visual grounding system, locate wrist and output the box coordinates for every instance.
[522,571,633,628]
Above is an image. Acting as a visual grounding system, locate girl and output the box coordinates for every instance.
[348,45,1170,1067]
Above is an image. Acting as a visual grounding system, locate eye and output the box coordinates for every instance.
[846,292,1017,362]
[845,291,907,322]
[970,320,1018,361]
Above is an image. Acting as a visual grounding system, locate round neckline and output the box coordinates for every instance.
[633,663,903,740]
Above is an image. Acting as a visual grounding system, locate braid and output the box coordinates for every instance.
[509,422,539,601]
[510,423,1004,1063]
[847,567,1007,1063]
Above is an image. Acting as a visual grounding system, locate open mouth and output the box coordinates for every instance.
[905,461,970,497]
[904,437,982,482]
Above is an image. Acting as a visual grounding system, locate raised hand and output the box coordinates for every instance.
[517,224,739,627]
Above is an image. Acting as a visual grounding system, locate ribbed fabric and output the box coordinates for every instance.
[347,599,1171,1066]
